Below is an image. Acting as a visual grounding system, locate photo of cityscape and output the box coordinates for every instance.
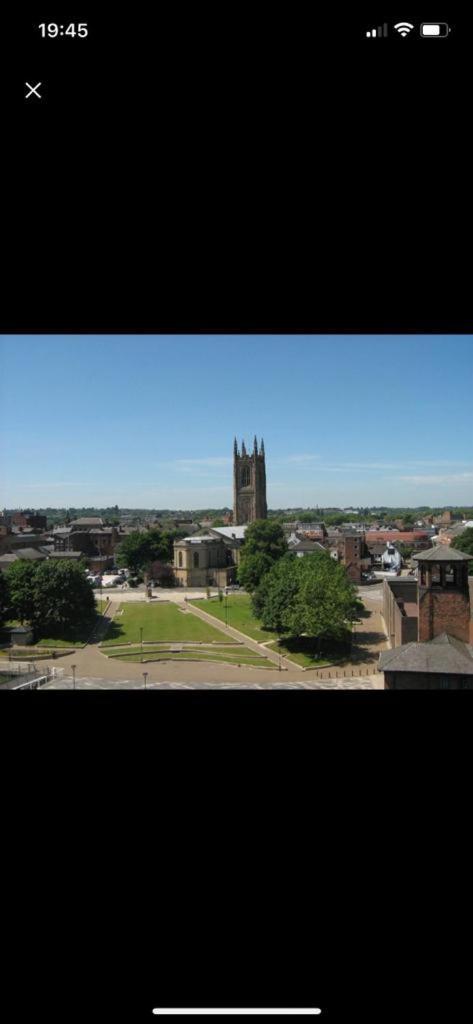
[1,334,472,690]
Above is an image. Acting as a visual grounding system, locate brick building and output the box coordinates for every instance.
[379,547,473,688]
[7,510,48,531]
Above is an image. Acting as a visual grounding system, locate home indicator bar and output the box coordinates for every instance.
[152,1011,323,1017]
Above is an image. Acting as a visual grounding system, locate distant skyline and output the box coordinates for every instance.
[1,335,472,508]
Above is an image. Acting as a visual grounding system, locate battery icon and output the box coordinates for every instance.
[420,23,450,37]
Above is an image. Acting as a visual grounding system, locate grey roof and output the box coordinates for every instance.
[47,550,84,559]
[14,547,46,560]
[70,517,104,527]
[379,633,473,675]
[177,534,220,544]
[413,546,473,562]
[288,538,326,552]
[208,526,247,541]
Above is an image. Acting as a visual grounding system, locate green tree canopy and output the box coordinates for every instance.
[252,550,359,641]
[5,561,37,624]
[7,559,96,637]
[115,527,186,572]
[237,519,287,592]
[451,527,473,573]
[0,571,10,628]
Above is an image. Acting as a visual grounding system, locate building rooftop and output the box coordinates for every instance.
[413,546,473,562]
[70,517,104,527]
[47,551,84,559]
[208,526,247,541]
[13,547,47,560]
[379,633,473,675]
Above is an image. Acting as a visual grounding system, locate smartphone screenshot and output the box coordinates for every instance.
[1,8,471,1023]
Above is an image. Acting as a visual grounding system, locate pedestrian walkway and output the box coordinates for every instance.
[41,672,384,690]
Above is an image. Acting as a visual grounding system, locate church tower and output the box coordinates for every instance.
[413,546,472,644]
[233,436,267,525]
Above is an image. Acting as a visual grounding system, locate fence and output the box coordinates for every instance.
[0,665,64,690]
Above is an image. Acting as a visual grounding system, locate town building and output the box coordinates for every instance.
[233,436,267,525]
[173,535,237,588]
[4,510,48,531]
[379,547,473,688]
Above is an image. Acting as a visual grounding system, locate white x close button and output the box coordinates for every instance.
[25,82,42,99]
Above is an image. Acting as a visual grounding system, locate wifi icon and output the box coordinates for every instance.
[394,22,414,36]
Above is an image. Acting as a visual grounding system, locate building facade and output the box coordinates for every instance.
[379,546,473,688]
[173,535,237,588]
[233,437,267,525]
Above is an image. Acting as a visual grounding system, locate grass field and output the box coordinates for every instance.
[191,595,350,668]
[190,595,276,642]
[275,636,349,669]
[101,602,228,646]
[36,637,83,649]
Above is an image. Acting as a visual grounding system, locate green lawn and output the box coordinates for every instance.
[36,637,83,649]
[101,603,228,646]
[275,636,350,669]
[190,595,276,642]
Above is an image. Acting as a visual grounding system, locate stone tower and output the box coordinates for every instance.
[413,546,473,644]
[233,436,267,525]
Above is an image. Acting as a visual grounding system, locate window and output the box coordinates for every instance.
[193,551,199,568]
[241,465,251,487]
[178,551,183,567]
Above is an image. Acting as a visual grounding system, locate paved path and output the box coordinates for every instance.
[42,673,384,690]
[184,600,295,670]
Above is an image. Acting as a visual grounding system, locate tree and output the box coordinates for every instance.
[451,527,473,573]
[253,550,359,642]
[116,527,188,572]
[237,519,287,592]
[31,560,96,637]
[0,571,10,628]
[5,561,36,624]
[148,560,175,587]
[7,559,96,638]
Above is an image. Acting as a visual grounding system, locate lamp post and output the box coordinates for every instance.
[140,626,143,662]
[71,663,76,690]
[142,671,148,690]
[225,593,228,627]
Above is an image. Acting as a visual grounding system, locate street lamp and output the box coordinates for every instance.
[225,593,228,627]
[140,626,143,662]
[71,664,76,690]
[142,672,148,689]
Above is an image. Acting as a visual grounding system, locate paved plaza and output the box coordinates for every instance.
[36,584,388,690]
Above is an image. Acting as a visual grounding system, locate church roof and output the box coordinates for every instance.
[379,633,473,675]
[209,526,247,541]
[413,546,473,562]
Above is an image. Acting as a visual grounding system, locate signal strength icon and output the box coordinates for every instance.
[366,23,388,37]
[394,22,414,36]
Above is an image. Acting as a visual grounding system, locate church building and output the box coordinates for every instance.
[233,436,267,525]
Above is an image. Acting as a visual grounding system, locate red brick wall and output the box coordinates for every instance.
[418,589,470,643]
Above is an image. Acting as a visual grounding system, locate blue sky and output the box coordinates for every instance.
[1,335,472,509]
